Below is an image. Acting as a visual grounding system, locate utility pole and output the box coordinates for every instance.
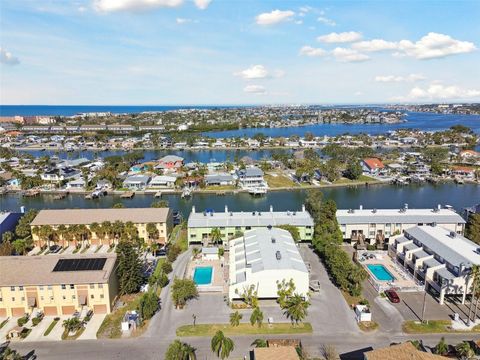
[421,286,428,323]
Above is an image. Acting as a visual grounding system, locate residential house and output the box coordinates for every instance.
[156,155,184,171]
[41,167,80,183]
[236,167,267,189]
[123,175,150,190]
[361,158,385,176]
[149,175,177,189]
[364,342,445,360]
[204,173,235,186]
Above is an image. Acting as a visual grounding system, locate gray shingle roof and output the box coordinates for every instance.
[406,226,480,267]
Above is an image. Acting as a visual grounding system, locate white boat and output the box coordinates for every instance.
[181,188,192,198]
[248,187,268,196]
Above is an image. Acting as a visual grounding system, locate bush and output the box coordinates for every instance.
[171,278,198,309]
[32,316,43,326]
[218,247,225,257]
[167,244,181,263]
[157,272,169,288]
[138,292,160,320]
[161,261,173,274]
[17,315,29,327]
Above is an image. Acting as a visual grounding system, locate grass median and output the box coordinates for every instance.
[403,320,480,334]
[176,322,313,337]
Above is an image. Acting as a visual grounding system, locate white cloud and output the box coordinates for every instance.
[396,83,480,101]
[244,85,266,94]
[176,17,191,24]
[317,31,362,43]
[295,20,303,25]
[255,9,295,26]
[332,47,369,62]
[0,48,20,66]
[234,65,269,79]
[299,46,326,57]
[94,0,183,12]
[317,16,336,26]
[352,39,398,52]
[375,74,426,83]
[397,32,476,59]
[193,0,211,10]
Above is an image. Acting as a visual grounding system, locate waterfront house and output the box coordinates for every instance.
[0,253,118,317]
[337,204,465,246]
[451,166,475,180]
[236,166,266,189]
[364,342,445,360]
[459,149,480,160]
[361,158,385,175]
[122,175,150,190]
[30,207,172,247]
[388,225,480,305]
[149,175,177,189]
[0,211,23,240]
[228,228,309,301]
[41,167,80,183]
[156,155,184,170]
[204,173,235,186]
[187,205,314,244]
[65,178,86,191]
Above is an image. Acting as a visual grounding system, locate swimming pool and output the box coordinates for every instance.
[366,264,395,282]
[193,266,213,285]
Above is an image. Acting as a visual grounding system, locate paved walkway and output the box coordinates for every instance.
[78,315,106,340]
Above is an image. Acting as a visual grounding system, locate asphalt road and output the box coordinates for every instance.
[9,246,480,359]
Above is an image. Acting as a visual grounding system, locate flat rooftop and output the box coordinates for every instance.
[337,207,465,225]
[406,225,480,268]
[0,254,117,287]
[31,208,170,226]
[188,208,313,228]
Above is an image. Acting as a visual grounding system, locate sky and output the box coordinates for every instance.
[0,0,479,105]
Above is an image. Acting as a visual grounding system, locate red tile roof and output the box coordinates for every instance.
[363,158,385,170]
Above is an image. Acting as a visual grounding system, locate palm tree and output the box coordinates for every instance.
[435,337,449,355]
[62,317,82,334]
[1,231,14,243]
[283,293,310,325]
[455,341,474,360]
[211,330,234,360]
[124,221,138,241]
[229,311,242,327]
[112,220,125,243]
[56,224,68,247]
[12,239,27,255]
[468,265,480,325]
[146,223,159,243]
[250,307,263,328]
[38,225,55,247]
[210,227,222,245]
[165,340,197,360]
[89,222,101,243]
[251,339,268,348]
[101,221,113,245]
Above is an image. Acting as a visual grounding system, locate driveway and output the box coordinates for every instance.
[77,314,106,340]
[0,318,14,340]
[25,317,55,342]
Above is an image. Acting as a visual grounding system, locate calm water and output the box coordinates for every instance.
[2,184,478,218]
[206,112,480,138]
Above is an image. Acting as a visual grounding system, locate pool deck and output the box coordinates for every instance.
[186,257,224,292]
[358,251,421,292]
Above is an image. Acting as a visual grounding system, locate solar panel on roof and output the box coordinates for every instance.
[52,258,107,272]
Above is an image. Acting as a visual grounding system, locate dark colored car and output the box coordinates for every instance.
[385,289,400,303]
[49,245,61,253]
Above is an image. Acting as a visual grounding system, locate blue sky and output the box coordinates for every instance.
[0,0,479,105]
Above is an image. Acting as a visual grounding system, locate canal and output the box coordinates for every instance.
[2,183,478,218]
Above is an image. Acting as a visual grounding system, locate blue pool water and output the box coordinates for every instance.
[193,266,213,285]
[367,264,395,281]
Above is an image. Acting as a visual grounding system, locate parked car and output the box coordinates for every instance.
[49,245,61,253]
[309,280,321,292]
[385,289,400,303]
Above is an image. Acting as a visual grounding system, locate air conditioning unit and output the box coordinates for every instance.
[276,251,281,260]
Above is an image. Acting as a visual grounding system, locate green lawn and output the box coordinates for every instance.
[401,320,480,334]
[264,174,298,188]
[43,319,59,336]
[176,322,313,337]
[97,293,143,339]
[205,185,236,191]
[62,327,85,340]
[333,175,377,185]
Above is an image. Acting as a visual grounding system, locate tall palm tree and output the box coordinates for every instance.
[165,340,197,360]
[210,228,222,246]
[89,222,101,243]
[251,339,268,348]
[249,307,263,328]
[124,221,138,241]
[101,221,113,245]
[229,311,242,327]
[283,293,310,325]
[56,225,68,247]
[112,220,124,243]
[455,341,474,360]
[468,265,479,325]
[39,225,55,247]
[211,330,234,360]
[146,223,159,243]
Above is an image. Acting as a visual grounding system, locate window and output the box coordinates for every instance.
[72,295,76,300]
[246,226,251,230]
[100,294,104,299]
[61,284,66,290]
[19,286,24,291]
[62,296,66,300]
[10,286,15,291]
[91,294,95,299]
[70,284,75,290]
[90,284,95,289]
[21,297,25,301]
[190,234,196,238]
[41,296,44,301]
[11,297,15,302]
[50,296,54,301]
[48,285,52,290]
[98,284,103,289]
[39,286,44,291]
[0,298,2,302]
